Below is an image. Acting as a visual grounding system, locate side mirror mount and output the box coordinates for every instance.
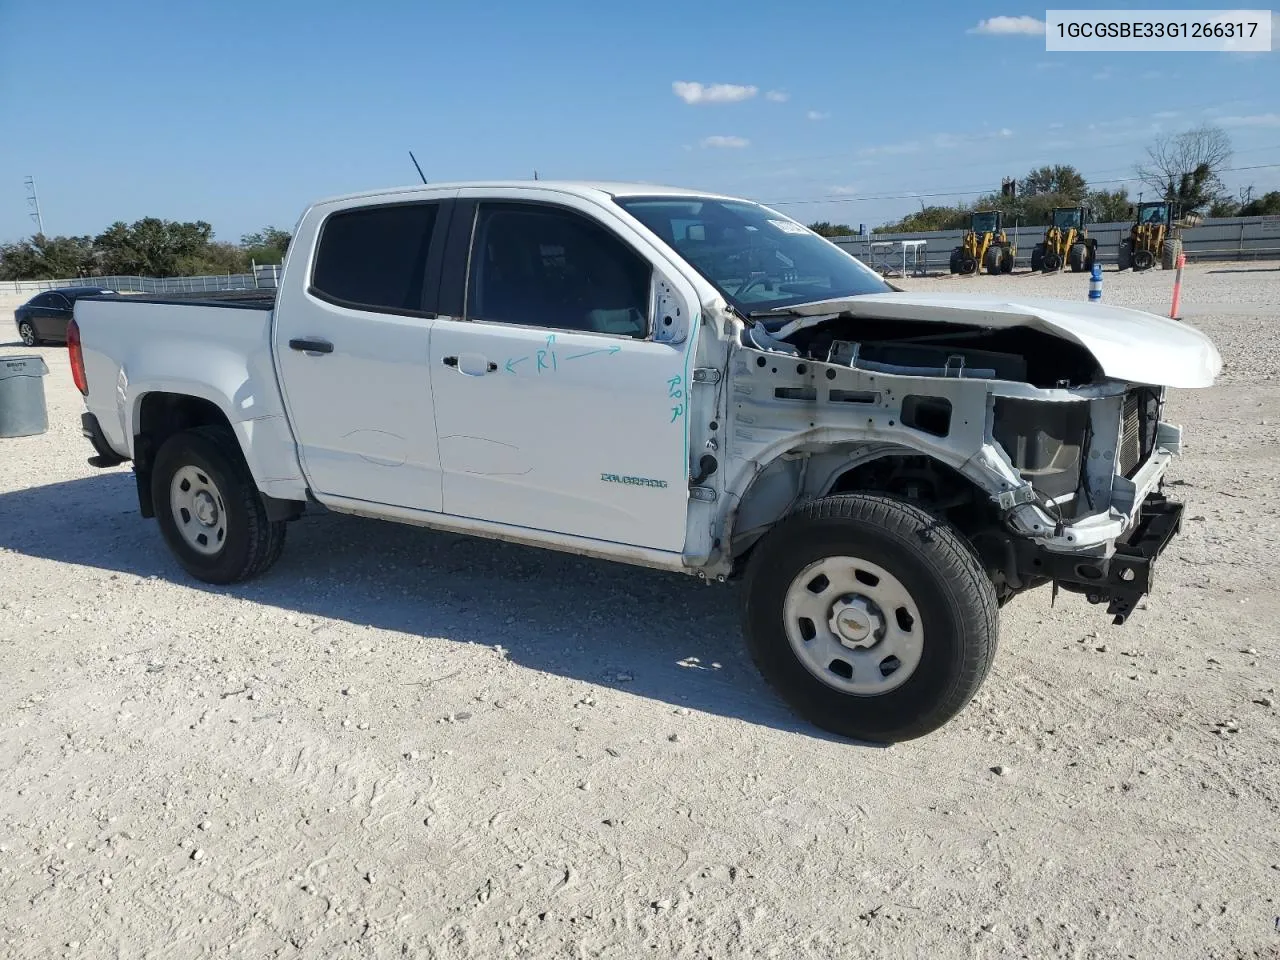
[651,273,689,344]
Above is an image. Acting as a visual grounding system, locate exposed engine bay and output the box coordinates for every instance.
[724,310,1178,623]
[754,314,1104,389]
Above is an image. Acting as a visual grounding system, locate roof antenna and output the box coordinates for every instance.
[409,151,427,184]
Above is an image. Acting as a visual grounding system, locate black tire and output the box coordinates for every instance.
[1042,249,1061,271]
[1084,240,1097,272]
[983,244,1003,274]
[1000,251,1014,273]
[740,493,999,743]
[1030,245,1045,272]
[1132,248,1155,271]
[18,320,38,346]
[959,256,977,275]
[1068,243,1087,272]
[1117,239,1132,271]
[1161,237,1183,270]
[949,249,961,274]
[151,425,286,584]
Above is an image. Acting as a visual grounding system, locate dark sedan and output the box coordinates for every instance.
[14,286,119,346]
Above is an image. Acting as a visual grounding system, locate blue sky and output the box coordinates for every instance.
[1,0,1278,245]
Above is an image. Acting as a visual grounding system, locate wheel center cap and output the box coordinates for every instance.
[830,597,883,650]
[193,490,218,526]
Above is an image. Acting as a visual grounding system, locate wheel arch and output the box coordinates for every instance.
[725,444,997,570]
[131,391,303,521]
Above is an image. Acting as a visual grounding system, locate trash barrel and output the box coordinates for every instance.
[0,355,52,438]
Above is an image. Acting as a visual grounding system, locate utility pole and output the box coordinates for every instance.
[24,176,45,235]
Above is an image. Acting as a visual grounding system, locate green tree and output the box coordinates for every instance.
[874,205,973,233]
[93,218,216,277]
[1239,190,1280,217]
[1084,188,1131,222]
[807,221,857,237]
[1020,164,1088,199]
[240,225,291,265]
[0,234,96,280]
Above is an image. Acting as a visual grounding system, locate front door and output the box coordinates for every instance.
[272,195,450,512]
[428,197,693,553]
[32,293,71,341]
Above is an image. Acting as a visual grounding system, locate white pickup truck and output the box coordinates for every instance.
[69,180,1222,742]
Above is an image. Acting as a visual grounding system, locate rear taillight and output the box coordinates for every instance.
[67,318,88,396]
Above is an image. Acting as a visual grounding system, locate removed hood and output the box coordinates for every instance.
[763,292,1222,389]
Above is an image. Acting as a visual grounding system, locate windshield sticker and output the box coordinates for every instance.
[767,219,809,236]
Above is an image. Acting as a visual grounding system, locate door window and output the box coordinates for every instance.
[466,203,650,338]
[310,202,440,314]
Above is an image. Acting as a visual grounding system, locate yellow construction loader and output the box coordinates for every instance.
[1118,201,1191,271]
[1031,205,1097,273]
[949,210,1015,275]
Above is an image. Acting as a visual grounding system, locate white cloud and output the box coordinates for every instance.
[806,110,830,121]
[968,15,1045,35]
[1152,110,1180,119]
[765,90,789,102]
[1218,112,1280,127]
[828,185,860,196]
[700,135,750,148]
[672,81,758,104]
[1035,60,1063,70]
[1048,122,1065,129]
[1141,70,1163,80]
[1092,69,1112,81]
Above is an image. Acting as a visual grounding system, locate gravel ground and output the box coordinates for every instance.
[2,262,1278,959]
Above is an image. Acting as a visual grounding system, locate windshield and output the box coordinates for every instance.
[1052,208,1082,228]
[971,212,999,234]
[1140,204,1169,224]
[613,196,891,313]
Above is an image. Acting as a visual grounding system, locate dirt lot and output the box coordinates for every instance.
[2,262,1278,959]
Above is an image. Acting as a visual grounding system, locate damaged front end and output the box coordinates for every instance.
[726,306,1207,624]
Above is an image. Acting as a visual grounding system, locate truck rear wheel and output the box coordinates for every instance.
[740,494,998,743]
[151,425,286,584]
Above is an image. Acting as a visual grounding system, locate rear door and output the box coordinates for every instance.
[426,191,694,553]
[272,192,454,512]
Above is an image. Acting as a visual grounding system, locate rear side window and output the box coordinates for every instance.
[311,202,439,313]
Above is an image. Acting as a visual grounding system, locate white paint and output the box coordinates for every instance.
[765,291,1223,388]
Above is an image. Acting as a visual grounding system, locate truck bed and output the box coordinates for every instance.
[73,293,305,500]
[92,289,277,309]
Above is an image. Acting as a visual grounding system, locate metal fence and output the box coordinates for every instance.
[834,214,1280,274]
[0,263,280,297]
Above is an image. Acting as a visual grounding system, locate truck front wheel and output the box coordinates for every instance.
[151,426,287,584]
[741,494,998,743]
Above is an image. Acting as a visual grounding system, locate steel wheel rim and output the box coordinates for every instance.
[170,464,228,556]
[782,555,925,696]
[19,322,35,345]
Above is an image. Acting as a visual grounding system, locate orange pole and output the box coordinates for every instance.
[1169,252,1186,319]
